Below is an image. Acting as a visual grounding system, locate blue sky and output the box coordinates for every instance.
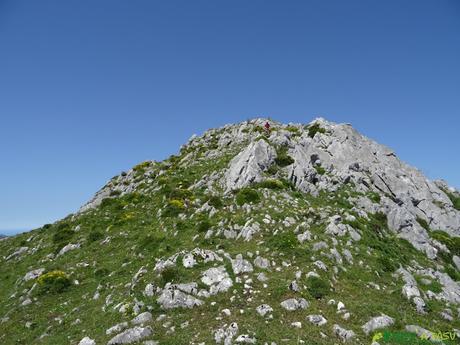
[0,0,459,235]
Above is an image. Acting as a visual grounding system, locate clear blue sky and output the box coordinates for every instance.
[1,0,459,234]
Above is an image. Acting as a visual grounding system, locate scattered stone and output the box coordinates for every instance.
[256,304,273,317]
[107,326,153,344]
[333,324,356,342]
[78,337,96,345]
[280,298,309,311]
[307,314,327,326]
[362,314,394,335]
[131,312,152,326]
[24,268,45,281]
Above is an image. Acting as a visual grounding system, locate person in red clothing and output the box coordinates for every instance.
[264,121,270,134]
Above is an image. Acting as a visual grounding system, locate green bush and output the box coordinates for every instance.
[236,188,260,205]
[52,228,74,245]
[378,255,398,272]
[87,230,104,242]
[256,179,285,190]
[445,265,460,281]
[285,125,300,135]
[94,268,110,278]
[314,165,326,175]
[274,147,295,167]
[307,276,329,299]
[169,188,193,200]
[37,270,72,294]
[161,266,180,284]
[307,123,326,138]
[443,189,460,211]
[197,220,212,233]
[367,192,381,204]
[431,230,460,256]
[207,195,223,208]
[416,217,430,231]
[266,164,280,175]
[162,199,185,217]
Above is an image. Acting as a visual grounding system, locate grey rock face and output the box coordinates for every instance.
[280,298,309,311]
[253,256,270,269]
[58,243,80,256]
[362,314,394,335]
[333,324,356,342]
[201,266,233,295]
[106,322,129,335]
[405,325,433,340]
[24,268,45,281]
[224,139,275,191]
[6,246,28,260]
[107,326,152,344]
[131,312,152,325]
[397,268,426,313]
[231,254,254,275]
[214,322,239,344]
[281,118,459,257]
[157,284,203,309]
[453,256,460,271]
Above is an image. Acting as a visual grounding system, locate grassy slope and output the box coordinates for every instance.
[0,130,458,345]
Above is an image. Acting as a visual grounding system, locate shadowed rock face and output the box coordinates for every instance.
[218,118,460,258]
[224,139,276,191]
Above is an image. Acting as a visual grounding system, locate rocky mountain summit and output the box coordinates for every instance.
[1,118,460,345]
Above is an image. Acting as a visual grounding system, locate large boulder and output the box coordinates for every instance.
[225,139,275,191]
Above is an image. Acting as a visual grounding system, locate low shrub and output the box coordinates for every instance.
[256,179,285,190]
[163,199,185,217]
[314,165,326,175]
[307,276,329,299]
[37,270,72,294]
[52,228,74,245]
[378,255,398,272]
[169,188,193,201]
[236,188,260,205]
[207,195,223,208]
[285,125,300,135]
[87,230,104,242]
[161,266,180,284]
[307,123,326,138]
[197,220,212,233]
[443,189,460,211]
[94,268,110,278]
[274,147,295,167]
[367,192,381,204]
[445,265,460,281]
[431,230,460,257]
[416,217,430,231]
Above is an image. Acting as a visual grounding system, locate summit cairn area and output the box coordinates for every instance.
[1,118,460,344]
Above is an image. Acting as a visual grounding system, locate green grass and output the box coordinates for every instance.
[0,128,459,345]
